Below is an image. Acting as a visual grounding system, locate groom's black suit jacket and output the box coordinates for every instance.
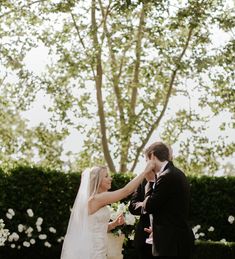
[144,161,194,257]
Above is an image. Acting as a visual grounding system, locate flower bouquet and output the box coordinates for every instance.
[108,201,139,241]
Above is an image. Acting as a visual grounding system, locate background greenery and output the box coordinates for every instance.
[0,166,235,259]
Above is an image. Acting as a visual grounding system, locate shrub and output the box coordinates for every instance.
[0,166,235,259]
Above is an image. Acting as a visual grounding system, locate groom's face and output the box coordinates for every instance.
[149,153,162,172]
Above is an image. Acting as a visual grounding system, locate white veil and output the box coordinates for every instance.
[61,168,92,259]
[61,166,106,259]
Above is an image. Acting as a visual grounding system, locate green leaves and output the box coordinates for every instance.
[0,0,234,173]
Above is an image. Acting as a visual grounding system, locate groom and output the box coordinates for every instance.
[129,145,173,259]
[131,142,194,258]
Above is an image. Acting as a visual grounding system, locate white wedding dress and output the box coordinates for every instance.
[61,168,113,259]
[89,206,111,259]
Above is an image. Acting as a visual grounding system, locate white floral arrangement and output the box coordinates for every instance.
[3,208,64,249]
[108,202,139,240]
[0,219,10,246]
[2,206,235,248]
[192,215,235,243]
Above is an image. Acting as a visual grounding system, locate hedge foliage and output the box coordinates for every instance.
[0,166,235,259]
[190,176,235,241]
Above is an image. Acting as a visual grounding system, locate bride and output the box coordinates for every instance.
[61,164,153,259]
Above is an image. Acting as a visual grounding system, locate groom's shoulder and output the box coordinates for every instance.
[167,163,187,179]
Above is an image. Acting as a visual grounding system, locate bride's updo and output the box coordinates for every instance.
[89,166,107,196]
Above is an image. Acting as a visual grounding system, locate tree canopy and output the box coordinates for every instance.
[0,0,234,173]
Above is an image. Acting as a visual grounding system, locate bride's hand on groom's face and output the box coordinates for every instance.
[144,159,156,176]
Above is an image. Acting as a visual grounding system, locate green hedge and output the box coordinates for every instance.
[192,240,235,259]
[190,176,235,241]
[123,240,235,259]
[0,166,235,259]
[0,166,80,247]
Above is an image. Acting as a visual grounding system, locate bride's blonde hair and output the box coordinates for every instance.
[89,166,107,196]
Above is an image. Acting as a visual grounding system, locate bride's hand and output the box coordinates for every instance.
[144,160,156,176]
[114,213,125,227]
[108,213,125,231]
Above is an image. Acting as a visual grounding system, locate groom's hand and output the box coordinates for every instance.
[144,226,152,234]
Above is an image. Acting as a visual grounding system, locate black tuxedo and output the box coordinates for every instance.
[144,161,194,258]
[129,179,156,259]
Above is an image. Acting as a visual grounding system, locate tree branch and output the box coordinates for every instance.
[130,26,194,172]
[70,11,97,79]
[98,0,125,123]
[91,0,116,172]
[130,3,146,115]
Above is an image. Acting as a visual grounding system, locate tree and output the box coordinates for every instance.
[0,94,67,171]
[0,0,234,173]
[222,162,235,176]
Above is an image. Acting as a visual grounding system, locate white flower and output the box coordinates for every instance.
[18,224,24,233]
[36,217,43,226]
[36,226,42,232]
[57,236,64,242]
[0,219,4,226]
[8,232,19,242]
[220,238,226,243]
[44,241,51,248]
[8,209,15,216]
[192,225,201,235]
[27,209,34,217]
[117,203,126,214]
[0,220,10,247]
[8,235,13,242]
[195,234,199,239]
[39,234,47,240]
[208,226,214,232]
[199,232,205,237]
[125,213,136,226]
[30,239,36,244]
[12,232,19,241]
[49,227,56,233]
[25,227,33,237]
[117,229,122,236]
[23,241,30,247]
[6,213,13,220]
[17,245,21,249]
[128,231,135,240]
[228,215,234,224]
[11,244,16,248]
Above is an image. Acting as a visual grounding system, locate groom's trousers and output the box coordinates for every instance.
[138,243,156,259]
[156,257,191,259]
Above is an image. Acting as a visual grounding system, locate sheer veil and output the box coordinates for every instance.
[61,168,92,259]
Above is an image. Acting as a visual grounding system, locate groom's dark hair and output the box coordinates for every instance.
[145,142,169,162]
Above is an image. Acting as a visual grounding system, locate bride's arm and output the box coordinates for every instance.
[90,161,155,212]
